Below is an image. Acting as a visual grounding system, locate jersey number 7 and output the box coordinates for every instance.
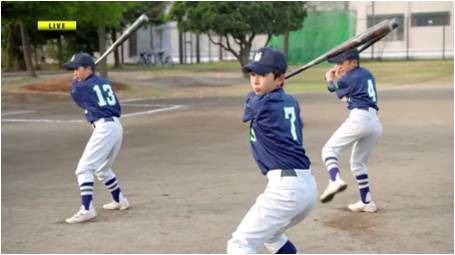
[284,107,298,142]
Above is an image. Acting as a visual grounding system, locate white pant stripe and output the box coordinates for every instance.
[358,183,369,189]
[108,184,119,192]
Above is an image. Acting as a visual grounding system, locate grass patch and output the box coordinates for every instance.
[277,59,453,93]
[3,59,452,96]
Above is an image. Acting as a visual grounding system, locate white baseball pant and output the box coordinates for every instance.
[227,169,318,254]
[75,117,123,185]
[322,108,382,177]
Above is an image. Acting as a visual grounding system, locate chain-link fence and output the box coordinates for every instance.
[268,10,453,64]
[124,9,453,66]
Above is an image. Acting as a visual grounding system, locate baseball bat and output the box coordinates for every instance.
[95,14,149,65]
[285,18,399,80]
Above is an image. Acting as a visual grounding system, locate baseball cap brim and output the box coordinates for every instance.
[243,62,274,76]
[327,55,345,64]
[328,50,359,64]
[62,62,82,70]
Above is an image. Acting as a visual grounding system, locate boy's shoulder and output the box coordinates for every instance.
[270,88,298,104]
[344,66,374,81]
[245,89,297,109]
[90,74,112,85]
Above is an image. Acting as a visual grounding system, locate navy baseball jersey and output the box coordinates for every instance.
[335,67,379,111]
[242,88,311,175]
[71,74,121,122]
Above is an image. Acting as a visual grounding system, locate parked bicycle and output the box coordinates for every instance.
[137,51,153,68]
[137,50,174,68]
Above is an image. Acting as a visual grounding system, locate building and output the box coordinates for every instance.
[114,1,453,65]
[116,21,268,65]
[351,1,453,59]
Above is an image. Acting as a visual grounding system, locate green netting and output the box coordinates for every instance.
[269,10,357,65]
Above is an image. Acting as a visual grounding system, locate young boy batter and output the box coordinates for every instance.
[319,49,383,212]
[227,47,318,254]
[63,53,130,223]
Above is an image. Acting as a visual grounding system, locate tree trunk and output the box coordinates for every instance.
[120,43,124,64]
[218,36,223,61]
[178,30,183,64]
[57,36,63,67]
[5,23,17,71]
[283,32,289,58]
[98,26,108,77]
[196,33,200,63]
[33,44,40,70]
[19,21,36,77]
[240,44,251,79]
[111,28,120,68]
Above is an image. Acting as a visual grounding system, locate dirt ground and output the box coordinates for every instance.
[1,71,453,253]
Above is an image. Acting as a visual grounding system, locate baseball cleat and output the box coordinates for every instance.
[348,200,377,212]
[103,194,130,210]
[320,179,347,203]
[65,205,97,224]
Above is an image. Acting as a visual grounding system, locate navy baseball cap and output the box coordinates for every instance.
[328,49,360,64]
[243,47,287,75]
[63,53,95,70]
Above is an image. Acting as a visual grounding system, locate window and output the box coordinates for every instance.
[129,31,137,57]
[367,14,404,41]
[411,12,450,27]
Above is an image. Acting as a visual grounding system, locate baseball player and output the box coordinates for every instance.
[227,47,318,254]
[63,53,129,224]
[319,49,382,212]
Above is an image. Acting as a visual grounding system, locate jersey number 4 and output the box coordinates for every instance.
[367,79,377,102]
[93,84,117,107]
[284,107,298,142]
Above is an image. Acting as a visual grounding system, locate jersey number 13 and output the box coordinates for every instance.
[93,84,117,107]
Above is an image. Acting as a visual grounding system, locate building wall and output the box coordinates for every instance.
[118,21,268,64]
[113,2,453,64]
[350,1,453,59]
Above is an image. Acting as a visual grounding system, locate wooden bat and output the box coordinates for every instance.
[285,18,399,80]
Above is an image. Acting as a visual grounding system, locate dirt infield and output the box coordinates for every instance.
[1,73,453,253]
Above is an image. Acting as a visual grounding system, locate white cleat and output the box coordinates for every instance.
[348,200,377,213]
[320,179,348,203]
[103,194,130,210]
[65,205,97,224]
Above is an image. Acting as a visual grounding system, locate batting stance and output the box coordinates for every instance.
[227,48,318,254]
[63,53,130,224]
[320,49,382,212]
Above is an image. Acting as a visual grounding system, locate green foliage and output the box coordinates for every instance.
[169,2,307,36]
[123,2,168,26]
[168,2,308,69]
[1,1,169,71]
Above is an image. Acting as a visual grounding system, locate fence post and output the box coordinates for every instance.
[406,16,410,60]
[442,22,446,59]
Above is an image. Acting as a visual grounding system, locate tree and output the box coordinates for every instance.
[68,2,126,77]
[1,2,64,76]
[169,2,308,72]
[113,2,168,68]
[2,2,168,76]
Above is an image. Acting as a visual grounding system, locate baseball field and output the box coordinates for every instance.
[2,60,453,253]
